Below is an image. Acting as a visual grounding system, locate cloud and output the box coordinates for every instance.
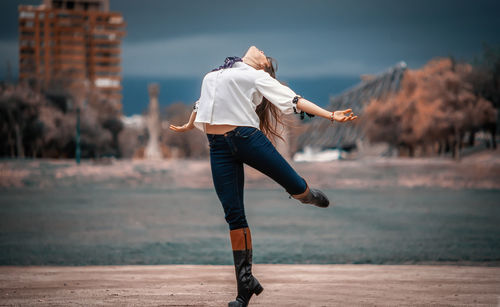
[121,30,391,79]
[0,40,18,79]
[3,31,382,81]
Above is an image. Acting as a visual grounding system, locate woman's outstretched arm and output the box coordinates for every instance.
[254,72,357,122]
[296,97,358,122]
[169,109,197,132]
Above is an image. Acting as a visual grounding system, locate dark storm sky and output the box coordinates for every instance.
[1,0,499,79]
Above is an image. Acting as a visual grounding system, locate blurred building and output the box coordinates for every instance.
[18,0,125,110]
[296,61,407,157]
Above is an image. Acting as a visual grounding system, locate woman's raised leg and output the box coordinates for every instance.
[232,128,329,207]
[233,129,307,196]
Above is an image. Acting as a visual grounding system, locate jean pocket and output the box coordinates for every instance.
[207,135,217,147]
[235,126,259,139]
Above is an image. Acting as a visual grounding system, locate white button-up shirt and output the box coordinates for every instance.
[193,61,298,132]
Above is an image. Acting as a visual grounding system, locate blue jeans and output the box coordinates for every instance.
[207,126,307,230]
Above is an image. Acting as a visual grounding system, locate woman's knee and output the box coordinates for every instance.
[225,211,248,230]
[287,176,308,196]
[291,178,309,197]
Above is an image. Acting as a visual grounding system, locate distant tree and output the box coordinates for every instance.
[363,58,497,158]
[0,83,38,157]
[37,102,75,158]
[0,79,125,159]
[118,125,145,159]
[467,43,500,146]
[160,102,209,158]
[102,116,123,157]
[470,43,500,110]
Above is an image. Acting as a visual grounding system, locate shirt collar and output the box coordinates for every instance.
[233,61,253,69]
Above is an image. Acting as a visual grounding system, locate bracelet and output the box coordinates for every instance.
[329,112,334,122]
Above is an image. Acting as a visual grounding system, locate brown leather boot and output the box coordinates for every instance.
[228,227,263,307]
[291,184,330,208]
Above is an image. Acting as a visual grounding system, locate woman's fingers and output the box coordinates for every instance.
[333,112,357,122]
[331,109,358,123]
[343,110,358,121]
[169,124,185,132]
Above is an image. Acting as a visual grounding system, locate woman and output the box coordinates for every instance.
[170,46,357,306]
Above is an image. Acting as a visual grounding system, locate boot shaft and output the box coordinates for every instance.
[228,226,263,306]
[230,227,253,278]
[230,227,252,251]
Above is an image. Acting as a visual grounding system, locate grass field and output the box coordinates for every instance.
[1,186,499,265]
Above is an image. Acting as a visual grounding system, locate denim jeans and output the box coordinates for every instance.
[207,126,307,230]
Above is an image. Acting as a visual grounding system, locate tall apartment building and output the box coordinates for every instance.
[18,0,125,110]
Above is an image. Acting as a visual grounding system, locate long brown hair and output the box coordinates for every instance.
[255,56,287,143]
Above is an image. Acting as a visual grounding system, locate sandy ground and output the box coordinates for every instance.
[0,265,499,306]
[2,149,500,190]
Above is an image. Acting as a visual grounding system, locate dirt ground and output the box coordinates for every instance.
[0,265,499,306]
[2,149,500,190]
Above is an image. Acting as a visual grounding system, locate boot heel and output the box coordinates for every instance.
[253,283,264,295]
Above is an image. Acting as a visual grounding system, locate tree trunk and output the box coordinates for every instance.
[468,131,476,147]
[408,145,415,157]
[33,142,39,158]
[445,139,451,154]
[491,125,497,149]
[14,122,25,158]
[8,131,15,157]
[453,131,461,161]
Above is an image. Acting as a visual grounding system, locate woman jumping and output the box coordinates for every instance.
[169,46,357,306]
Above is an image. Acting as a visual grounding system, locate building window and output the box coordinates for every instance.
[53,1,63,9]
[19,11,35,19]
[109,16,123,24]
[95,78,120,88]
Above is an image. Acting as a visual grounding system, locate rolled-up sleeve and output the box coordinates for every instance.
[193,99,200,111]
[254,72,297,114]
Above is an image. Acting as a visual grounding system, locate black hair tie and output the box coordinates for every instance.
[292,95,315,120]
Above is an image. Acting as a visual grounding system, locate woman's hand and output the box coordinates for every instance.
[295,97,358,122]
[169,123,194,132]
[332,109,358,122]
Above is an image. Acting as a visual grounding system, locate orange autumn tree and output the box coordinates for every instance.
[363,58,497,158]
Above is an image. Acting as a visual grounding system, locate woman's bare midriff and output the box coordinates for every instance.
[204,124,238,135]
